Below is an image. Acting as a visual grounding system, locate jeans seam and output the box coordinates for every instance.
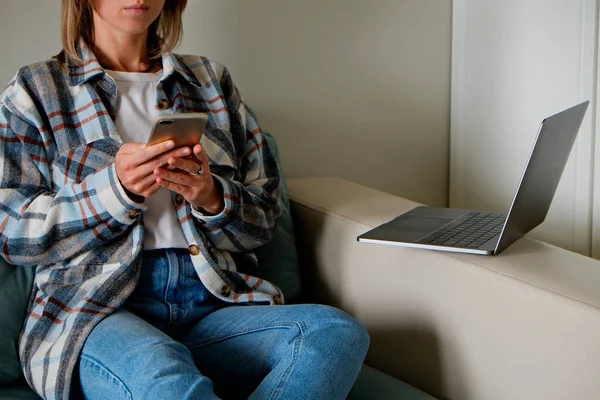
[184,322,299,349]
[80,354,133,400]
[165,250,175,328]
[181,253,189,308]
[267,321,306,400]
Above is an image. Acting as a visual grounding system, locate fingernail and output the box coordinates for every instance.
[181,148,191,156]
[138,144,147,150]
[165,141,175,149]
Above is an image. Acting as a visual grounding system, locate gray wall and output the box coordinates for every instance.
[0,3,61,83]
[0,0,452,206]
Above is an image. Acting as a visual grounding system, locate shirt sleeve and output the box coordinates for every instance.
[0,82,145,267]
[192,67,282,252]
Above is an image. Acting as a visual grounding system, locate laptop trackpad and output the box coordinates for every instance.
[366,214,454,242]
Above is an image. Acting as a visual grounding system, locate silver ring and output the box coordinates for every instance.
[190,166,204,176]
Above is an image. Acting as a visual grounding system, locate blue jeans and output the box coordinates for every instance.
[78,249,369,399]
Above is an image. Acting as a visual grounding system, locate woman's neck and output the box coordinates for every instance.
[91,23,159,73]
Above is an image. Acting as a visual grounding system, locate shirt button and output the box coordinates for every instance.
[128,210,141,219]
[188,245,200,256]
[175,194,184,205]
[220,285,232,297]
[158,99,171,110]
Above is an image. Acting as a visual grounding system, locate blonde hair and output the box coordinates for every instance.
[61,0,188,63]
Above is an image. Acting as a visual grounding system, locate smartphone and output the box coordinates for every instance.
[147,112,208,148]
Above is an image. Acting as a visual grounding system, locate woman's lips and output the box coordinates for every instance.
[124,5,150,16]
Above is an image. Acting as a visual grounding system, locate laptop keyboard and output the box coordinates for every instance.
[418,212,507,249]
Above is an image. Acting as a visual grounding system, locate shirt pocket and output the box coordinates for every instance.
[51,137,120,186]
[50,100,121,186]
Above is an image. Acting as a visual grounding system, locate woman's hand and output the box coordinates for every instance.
[154,144,225,215]
[115,141,192,201]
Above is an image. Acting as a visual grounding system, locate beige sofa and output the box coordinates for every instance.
[289,177,600,400]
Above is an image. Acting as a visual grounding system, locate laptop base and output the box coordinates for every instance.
[357,206,500,255]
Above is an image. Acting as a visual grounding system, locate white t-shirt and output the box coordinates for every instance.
[106,69,188,250]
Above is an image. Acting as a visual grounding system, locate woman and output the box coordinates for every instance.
[0,0,369,399]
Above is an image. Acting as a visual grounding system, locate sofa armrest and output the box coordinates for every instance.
[288,177,600,400]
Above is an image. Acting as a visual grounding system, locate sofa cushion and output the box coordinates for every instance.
[0,260,35,386]
[0,380,40,400]
[254,132,302,303]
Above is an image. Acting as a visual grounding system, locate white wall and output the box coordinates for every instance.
[451,0,598,255]
[0,0,452,206]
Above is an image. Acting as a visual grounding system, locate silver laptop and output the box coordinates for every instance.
[357,101,589,255]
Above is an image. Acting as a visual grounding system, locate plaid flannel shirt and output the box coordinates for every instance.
[0,43,283,400]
